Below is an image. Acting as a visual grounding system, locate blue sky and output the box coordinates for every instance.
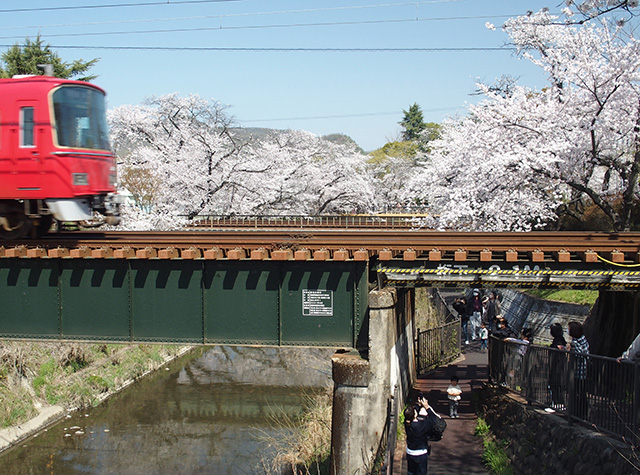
[1,1,579,150]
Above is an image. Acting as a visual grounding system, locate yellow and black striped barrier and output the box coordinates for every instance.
[377,266,640,290]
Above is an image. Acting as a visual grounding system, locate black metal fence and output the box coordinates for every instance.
[416,321,461,375]
[379,384,400,474]
[416,290,461,375]
[489,336,640,441]
[188,214,426,229]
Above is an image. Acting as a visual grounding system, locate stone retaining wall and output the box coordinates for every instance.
[478,385,638,475]
[500,289,590,344]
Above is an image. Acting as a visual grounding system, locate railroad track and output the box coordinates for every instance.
[1,229,639,266]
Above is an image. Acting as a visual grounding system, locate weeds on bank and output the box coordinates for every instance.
[474,417,513,475]
[256,388,332,474]
[0,341,185,428]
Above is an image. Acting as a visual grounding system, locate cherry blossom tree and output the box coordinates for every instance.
[369,154,422,213]
[563,0,638,23]
[109,94,374,229]
[405,10,640,231]
[247,130,375,215]
[109,94,245,228]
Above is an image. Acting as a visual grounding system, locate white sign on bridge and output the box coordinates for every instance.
[302,289,334,317]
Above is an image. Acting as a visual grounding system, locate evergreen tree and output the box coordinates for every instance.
[0,35,98,81]
[399,103,426,142]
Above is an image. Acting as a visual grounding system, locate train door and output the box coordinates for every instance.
[13,101,43,197]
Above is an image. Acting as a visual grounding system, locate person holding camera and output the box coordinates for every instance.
[404,394,437,475]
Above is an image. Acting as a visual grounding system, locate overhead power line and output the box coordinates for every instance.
[244,108,461,123]
[0,44,516,53]
[0,15,517,41]
[0,0,248,14]
[0,0,463,15]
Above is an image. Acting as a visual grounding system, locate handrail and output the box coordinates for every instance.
[187,214,427,230]
[380,384,399,474]
[489,337,639,441]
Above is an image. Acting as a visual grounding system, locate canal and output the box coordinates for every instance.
[0,346,334,474]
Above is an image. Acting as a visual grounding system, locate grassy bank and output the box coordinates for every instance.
[0,342,189,429]
[524,289,598,307]
[474,417,513,475]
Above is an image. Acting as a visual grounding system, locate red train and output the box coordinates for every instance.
[0,75,119,238]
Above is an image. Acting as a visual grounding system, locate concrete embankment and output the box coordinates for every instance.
[0,405,65,452]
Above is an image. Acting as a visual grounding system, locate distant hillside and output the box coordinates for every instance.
[231,127,279,142]
[231,128,363,152]
[322,133,365,153]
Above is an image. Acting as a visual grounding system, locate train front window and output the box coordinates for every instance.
[52,86,110,151]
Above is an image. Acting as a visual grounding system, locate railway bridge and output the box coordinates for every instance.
[0,217,639,345]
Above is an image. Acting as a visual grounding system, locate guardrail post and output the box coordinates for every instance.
[416,333,421,375]
[381,384,399,475]
[567,352,576,423]
[634,362,640,437]
[440,325,445,365]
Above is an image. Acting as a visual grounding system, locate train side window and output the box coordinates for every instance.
[20,107,35,147]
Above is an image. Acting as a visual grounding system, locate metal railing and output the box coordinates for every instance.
[416,290,461,375]
[187,214,427,229]
[489,337,640,441]
[416,321,461,375]
[379,384,399,474]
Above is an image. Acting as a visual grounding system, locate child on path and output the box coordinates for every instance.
[447,376,462,418]
[480,323,489,351]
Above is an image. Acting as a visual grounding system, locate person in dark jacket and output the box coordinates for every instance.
[404,395,437,475]
[548,322,567,411]
[483,290,501,332]
[492,317,516,340]
[452,297,470,344]
[466,290,483,340]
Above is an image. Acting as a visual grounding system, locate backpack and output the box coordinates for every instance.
[427,408,447,441]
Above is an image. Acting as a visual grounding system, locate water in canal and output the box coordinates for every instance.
[0,346,334,475]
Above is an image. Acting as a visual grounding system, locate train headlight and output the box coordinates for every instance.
[73,173,89,186]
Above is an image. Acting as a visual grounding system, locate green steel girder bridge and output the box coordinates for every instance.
[0,226,639,346]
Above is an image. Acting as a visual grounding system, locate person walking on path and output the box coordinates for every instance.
[453,297,470,344]
[447,375,462,418]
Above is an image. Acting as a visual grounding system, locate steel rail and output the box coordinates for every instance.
[1,229,640,262]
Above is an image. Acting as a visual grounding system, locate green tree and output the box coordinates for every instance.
[368,141,420,164]
[422,122,441,143]
[0,35,99,81]
[399,103,426,142]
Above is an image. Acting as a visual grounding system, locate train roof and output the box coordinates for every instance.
[0,75,106,94]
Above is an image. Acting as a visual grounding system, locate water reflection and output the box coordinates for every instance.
[0,346,334,475]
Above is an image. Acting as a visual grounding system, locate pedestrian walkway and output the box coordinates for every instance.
[392,340,489,474]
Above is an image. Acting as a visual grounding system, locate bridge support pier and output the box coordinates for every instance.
[330,287,415,474]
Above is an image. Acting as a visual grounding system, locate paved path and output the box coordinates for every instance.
[392,340,489,474]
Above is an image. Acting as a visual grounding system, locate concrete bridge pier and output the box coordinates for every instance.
[330,287,415,474]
